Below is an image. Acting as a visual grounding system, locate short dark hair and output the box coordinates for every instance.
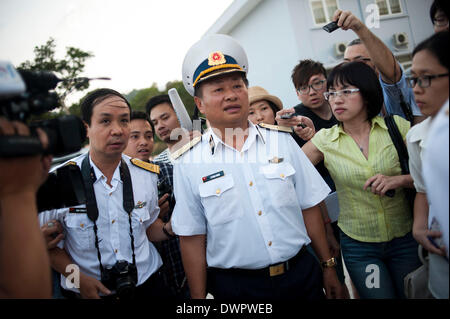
[327,61,383,121]
[430,0,450,24]
[145,94,172,117]
[194,72,249,98]
[130,110,155,137]
[413,31,449,71]
[291,59,327,90]
[347,38,362,47]
[80,88,130,125]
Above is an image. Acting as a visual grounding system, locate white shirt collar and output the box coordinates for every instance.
[408,117,432,145]
[89,154,123,185]
[206,121,265,156]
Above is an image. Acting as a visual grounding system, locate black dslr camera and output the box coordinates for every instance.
[0,62,86,158]
[101,260,138,299]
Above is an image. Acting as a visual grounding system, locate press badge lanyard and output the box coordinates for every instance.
[81,154,137,276]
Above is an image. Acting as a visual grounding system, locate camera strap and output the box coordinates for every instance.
[81,154,137,276]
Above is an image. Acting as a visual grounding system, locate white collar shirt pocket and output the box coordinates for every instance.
[198,174,243,226]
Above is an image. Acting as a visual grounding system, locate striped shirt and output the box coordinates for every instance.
[151,154,187,296]
[154,148,172,164]
[311,115,412,242]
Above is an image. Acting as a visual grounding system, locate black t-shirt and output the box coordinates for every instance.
[293,103,338,191]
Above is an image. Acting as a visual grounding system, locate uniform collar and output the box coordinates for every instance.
[408,117,431,144]
[330,116,387,142]
[89,155,123,184]
[206,121,265,156]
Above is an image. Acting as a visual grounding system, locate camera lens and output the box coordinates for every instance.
[116,277,135,299]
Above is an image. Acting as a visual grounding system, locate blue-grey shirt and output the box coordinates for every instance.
[380,69,422,119]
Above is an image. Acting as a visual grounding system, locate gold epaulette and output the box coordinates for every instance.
[130,158,160,174]
[171,136,202,160]
[258,123,293,133]
[65,161,78,166]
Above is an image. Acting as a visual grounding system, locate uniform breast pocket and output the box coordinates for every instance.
[131,209,151,247]
[260,162,297,204]
[65,213,95,250]
[198,175,243,226]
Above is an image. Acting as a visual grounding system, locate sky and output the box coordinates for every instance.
[0,0,233,103]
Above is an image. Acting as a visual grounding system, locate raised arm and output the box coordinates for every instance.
[0,118,52,298]
[333,9,402,84]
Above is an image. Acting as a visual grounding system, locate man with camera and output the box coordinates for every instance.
[39,88,174,299]
[0,117,52,298]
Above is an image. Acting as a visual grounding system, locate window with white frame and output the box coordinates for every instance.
[376,0,402,16]
[310,0,339,25]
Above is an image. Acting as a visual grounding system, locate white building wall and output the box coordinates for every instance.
[205,0,435,109]
[226,0,300,108]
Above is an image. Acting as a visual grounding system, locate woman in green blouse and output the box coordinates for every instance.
[302,61,420,299]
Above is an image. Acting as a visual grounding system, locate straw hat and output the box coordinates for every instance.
[248,86,283,110]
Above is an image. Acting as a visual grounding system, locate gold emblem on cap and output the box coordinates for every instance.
[208,51,226,66]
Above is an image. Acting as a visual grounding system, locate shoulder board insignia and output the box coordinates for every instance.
[130,158,160,174]
[65,161,78,166]
[258,123,293,133]
[171,136,202,160]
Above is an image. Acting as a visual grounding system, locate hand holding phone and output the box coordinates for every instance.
[323,21,339,33]
[280,112,296,119]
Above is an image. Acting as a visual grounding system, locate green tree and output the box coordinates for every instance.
[128,84,160,111]
[124,80,199,156]
[19,38,94,112]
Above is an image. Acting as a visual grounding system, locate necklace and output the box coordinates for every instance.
[345,129,368,153]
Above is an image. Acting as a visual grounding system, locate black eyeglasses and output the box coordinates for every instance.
[406,74,449,88]
[433,16,449,27]
[297,79,326,95]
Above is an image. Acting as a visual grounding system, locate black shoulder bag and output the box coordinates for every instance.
[384,115,416,212]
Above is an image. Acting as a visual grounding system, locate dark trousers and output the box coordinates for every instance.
[61,269,171,300]
[207,248,325,300]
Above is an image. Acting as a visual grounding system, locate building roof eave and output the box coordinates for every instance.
[203,0,264,37]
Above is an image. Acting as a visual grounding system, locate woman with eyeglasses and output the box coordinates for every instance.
[406,31,449,299]
[301,61,421,299]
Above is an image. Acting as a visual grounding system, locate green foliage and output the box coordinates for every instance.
[125,80,198,156]
[18,37,94,111]
[68,102,81,118]
[127,84,160,112]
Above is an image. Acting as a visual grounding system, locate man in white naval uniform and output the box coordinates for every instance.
[171,34,344,300]
[39,88,174,299]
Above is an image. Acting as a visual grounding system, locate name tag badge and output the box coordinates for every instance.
[269,156,284,164]
[202,170,225,183]
[69,207,87,214]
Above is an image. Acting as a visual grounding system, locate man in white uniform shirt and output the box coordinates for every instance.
[171,34,343,299]
[39,88,174,299]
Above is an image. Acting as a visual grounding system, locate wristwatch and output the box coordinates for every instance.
[321,257,337,268]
